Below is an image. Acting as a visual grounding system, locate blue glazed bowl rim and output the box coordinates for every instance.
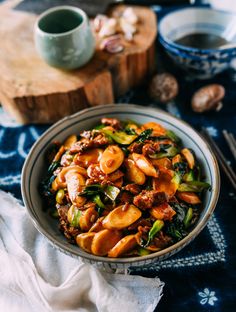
[159,36,234,61]
[159,7,236,54]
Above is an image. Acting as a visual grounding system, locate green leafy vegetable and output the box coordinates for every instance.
[39,167,57,209]
[195,165,201,181]
[173,162,188,176]
[45,143,61,164]
[178,181,211,192]
[184,207,193,228]
[159,144,172,153]
[166,202,188,240]
[172,162,188,188]
[41,175,56,194]
[145,220,164,247]
[171,171,182,186]
[152,135,169,141]
[122,119,140,129]
[48,160,60,176]
[166,221,186,241]
[79,184,102,196]
[70,207,82,227]
[183,170,195,182]
[93,124,105,130]
[56,189,65,204]
[104,185,120,201]
[166,130,181,143]
[124,127,137,135]
[150,146,179,159]
[137,247,151,256]
[80,184,120,202]
[171,202,186,222]
[136,129,153,142]
[121,146,129,157]
[102,129,137,145]
[50,209,59,218]
[93,194,105,216]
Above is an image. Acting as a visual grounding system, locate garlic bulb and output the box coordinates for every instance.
[119,17,136,41]
[122,7,138,25]
[98,18,117,38]
[93,14,108,32]
[100,35,124,54]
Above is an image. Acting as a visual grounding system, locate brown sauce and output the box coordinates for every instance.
[175,33,229,49]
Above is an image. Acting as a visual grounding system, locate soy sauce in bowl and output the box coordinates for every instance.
[175,33,229,49]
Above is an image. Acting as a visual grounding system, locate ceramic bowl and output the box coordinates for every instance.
[21,104,220,269]
[159,7,236,79]
[34,6,95,69]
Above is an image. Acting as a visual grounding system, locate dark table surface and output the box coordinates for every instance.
[0,1,236,311]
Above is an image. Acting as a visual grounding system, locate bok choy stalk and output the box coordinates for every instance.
[183,170,195,182]
[183,207,193,228]
[144,220,164,247]
[101,129,137,145]
[80,184,120,201]
[79,184,102,196]
[80,184,120,214]
[67,205,82,227]
[166,130,181,143]
[93,194,105,216]
[150,145,179,159]
[104,185,120,201]
[171,161,188,187]
[178,181,211,192]
[137,247,151,256]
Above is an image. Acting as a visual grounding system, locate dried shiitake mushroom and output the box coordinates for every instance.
[191,84,225,113]
[149,73,179,103]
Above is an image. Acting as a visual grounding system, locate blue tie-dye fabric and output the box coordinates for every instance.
[0,3,235,312]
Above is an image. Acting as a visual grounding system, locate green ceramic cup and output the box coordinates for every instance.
[34,5,95,70]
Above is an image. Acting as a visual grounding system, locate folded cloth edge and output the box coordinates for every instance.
[0,190,164,312]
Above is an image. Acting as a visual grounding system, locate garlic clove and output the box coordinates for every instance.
[99,35,122,49]
[122,7,138,25]
[106,44,124,54]
[93,14,108,32]
[100,35,124,54]
[124,31,134,42]
[98,18,117,38]
[119,17,136,34]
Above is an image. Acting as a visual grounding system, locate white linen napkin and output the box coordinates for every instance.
[0,190,164,312]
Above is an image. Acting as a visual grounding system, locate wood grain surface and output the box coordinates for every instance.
[0,1,157,123]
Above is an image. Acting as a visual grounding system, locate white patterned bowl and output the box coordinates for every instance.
[21,104,220,269]
[159,8,236,79]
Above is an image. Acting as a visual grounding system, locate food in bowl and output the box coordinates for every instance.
[40,117,210,258]
[159,8,236,79]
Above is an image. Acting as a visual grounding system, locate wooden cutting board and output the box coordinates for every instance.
[0,1,157,124]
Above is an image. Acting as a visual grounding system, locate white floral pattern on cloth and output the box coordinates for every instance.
[229,192,236,200]
[205,126,218,137]
[198,288,218,306]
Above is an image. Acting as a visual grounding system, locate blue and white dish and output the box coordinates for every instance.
[160,36,234,79]
[21,104,220,269]
[159,7,236,79]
